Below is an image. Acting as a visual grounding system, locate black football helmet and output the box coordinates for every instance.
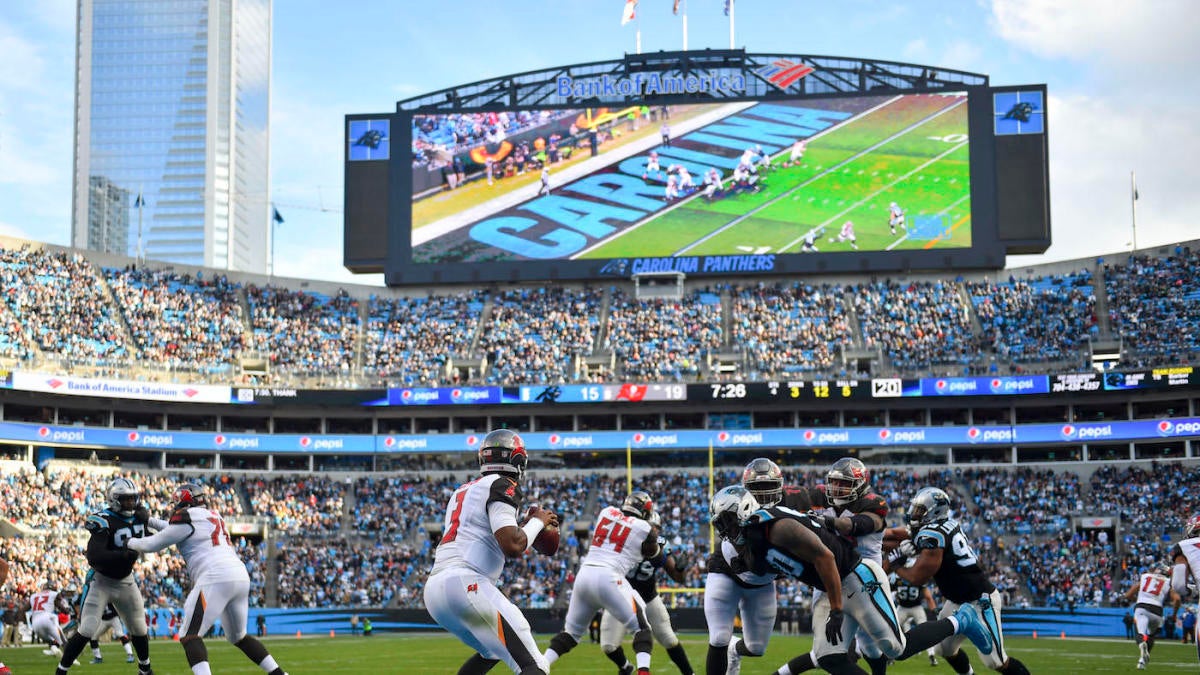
[478,429,528,478]
[741,457,784,507]
[174,482,209,509]
[826,457,870,506]
[621,491,654,520]
[710,485,760,546]
[106,477,141,516]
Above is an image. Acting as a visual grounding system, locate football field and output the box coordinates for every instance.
[578,96,972,260]
[8,633,1197,673]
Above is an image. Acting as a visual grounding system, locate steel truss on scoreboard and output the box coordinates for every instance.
[397,49,990,112]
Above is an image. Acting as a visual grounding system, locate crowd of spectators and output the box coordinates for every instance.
[411,110,574,166]
[245,475,346,533]
[4,457,1200,614]
[0,246,129,365]
[730,282,853,378]
[852,280,981,372]
[605,289,723,380]
[247,286,359,374]
[104,267,247,374]
[1105,247,1200,366]
[362,292,485,386]
[969,271,1098,363]
[476,287,602,385]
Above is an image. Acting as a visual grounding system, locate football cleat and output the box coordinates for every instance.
[91,656,104,664]
[127,654,136,663]
[928,654,938,666]
[953,602,993,655]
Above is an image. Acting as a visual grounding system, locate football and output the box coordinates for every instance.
[533,523,560,556]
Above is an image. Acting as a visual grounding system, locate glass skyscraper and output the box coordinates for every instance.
[72,0,271,272]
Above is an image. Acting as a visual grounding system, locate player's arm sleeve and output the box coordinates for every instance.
[1172,560,1190,595]
[148,517,169,532]
[127,521,193,553]
[487,501,519,534]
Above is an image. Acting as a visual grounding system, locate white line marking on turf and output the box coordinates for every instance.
[569,95,908,260]
[675,97,968,257]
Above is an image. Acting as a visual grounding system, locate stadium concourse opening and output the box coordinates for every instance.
[632,270,685,300]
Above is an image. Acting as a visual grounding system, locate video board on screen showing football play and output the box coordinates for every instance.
[344,83,1048,285]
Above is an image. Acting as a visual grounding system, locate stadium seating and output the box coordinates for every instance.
[968,271,1098,363]
[1105,248,1200,365]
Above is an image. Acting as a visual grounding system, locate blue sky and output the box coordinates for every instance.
[0,0,1196,284]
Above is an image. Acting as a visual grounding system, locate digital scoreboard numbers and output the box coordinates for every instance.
[515,383,686,404]
[773,379,871,400]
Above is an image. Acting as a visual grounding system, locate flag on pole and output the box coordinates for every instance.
[134,193,144,208]
[621,0,637,24]
[673,0,680,14]
[272,206,285,226]
[724,0,731,16]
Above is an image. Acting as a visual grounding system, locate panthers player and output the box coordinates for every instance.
[29,582,71,657]
[707,458,811,675]
[772,457,893,675]
[423,430,556,675]
[1123,565,1179,669]
[544,491,660,675]
[1170,513,1200,662]
[888,202,905,235]
[716,486,990,675]
[55,477,155,675]
[887,487,1031,675]
[88,602,136,663]
[126,482,289,675]
[892,575,939,666]
[600,511,696,675]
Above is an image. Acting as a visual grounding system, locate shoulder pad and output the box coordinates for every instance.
[781,485,814,511]
[914,527,947,551]
[811,485,830,507]
[1171,543,1184,560]
[744,508,776,527]
[85,513,109,532]
[859,493,888,517]
[169,508,192,525]
[487,476,522,509]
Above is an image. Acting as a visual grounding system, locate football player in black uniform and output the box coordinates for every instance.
[886,487,1031,675]
[601,511,696,675]
[704,458,811,675]
[891,575,938,666]
[55,477,155,675]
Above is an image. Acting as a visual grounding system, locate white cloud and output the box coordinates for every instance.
[0,22,47,91]
[990,0,1199,66]
[0,220,36,241]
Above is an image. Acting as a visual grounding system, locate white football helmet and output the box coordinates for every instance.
[710,485,760,545]
[106,477,140,516]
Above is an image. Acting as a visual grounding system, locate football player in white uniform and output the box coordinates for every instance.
[28,583,70,657]
[88,602,136,663]
[835,221,858,249]
[1170,513,1200,664]
[125,483,288,675]
[599,511,696,675]
[786,139,806,166]
[56,477,155,675]
[424,429,557,675]
[888,202,905,235]
[1124,566,1179,669]
[544,491,660,675]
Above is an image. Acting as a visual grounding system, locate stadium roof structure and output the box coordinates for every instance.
[397,49,990,112]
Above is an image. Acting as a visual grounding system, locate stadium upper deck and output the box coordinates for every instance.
[0,235,1195,389]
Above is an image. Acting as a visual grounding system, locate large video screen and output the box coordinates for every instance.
[409,92,973,266]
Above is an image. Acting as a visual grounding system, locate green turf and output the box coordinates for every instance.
[8,633,1196,673]
[580,96,972,261]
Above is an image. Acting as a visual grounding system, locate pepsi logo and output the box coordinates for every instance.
[451,389,462,398]
[803,430,816,442]
[401,390,412,399]
[214,434,226,446]
[717,432,730,443]
[991,379,1002,389]
[1158,421,1172,434]
[633,433,646,443]
[967,427,981,440]
[935,380,947,390]
[38,426,50,437]
[384,437,395,447]
[127,432,139,442]
[549,434,561,445]
[299,436,312,447]
[466,435,479,446]
[878,429,891,441]
[1060,425,1076,438]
